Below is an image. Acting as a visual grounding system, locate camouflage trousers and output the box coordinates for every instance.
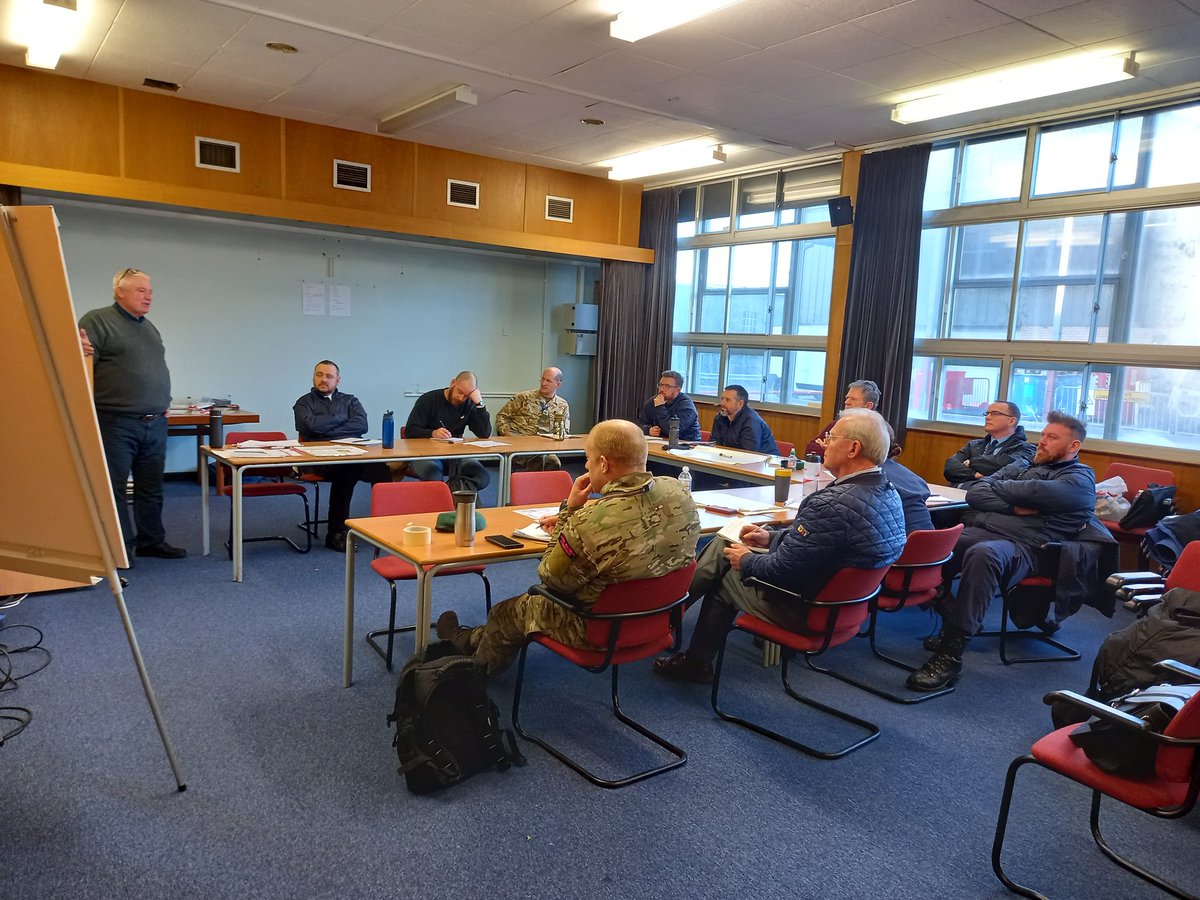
[466,590,588,675]
[511,454,562,471]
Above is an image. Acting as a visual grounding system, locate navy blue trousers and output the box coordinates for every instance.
[97,411,168,550]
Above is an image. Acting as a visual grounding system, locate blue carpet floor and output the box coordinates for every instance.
[2,475,1197,899]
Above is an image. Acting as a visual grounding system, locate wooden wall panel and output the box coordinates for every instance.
[618,182,643,248]
[522,164,621,243]
[0,67,119,176]
[282,121,415,215]
[122,91,282,197]
[694,400,824,455]
[412,146,525,231]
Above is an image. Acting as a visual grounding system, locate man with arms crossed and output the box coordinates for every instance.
[943,400,1035,487]
[405,371,492,494]
[908,410,1099,691]
[495,367,570,471]
[436,419,699,674]
[653,409,905,684]
[79,268,185,560]
[293,360,391,552]
[711,384,779,455]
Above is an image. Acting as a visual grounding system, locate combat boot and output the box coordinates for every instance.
[907,628,967,692]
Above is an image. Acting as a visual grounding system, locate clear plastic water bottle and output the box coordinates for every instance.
[677,466,692,494]
[787,447,798,471]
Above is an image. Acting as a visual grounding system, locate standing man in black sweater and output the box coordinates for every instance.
[79,267,186,561]
[405,371,492,494]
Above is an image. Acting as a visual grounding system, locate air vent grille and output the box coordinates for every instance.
[195,137,240,172]
[545,195,574,222]
[447,179,479,208]
[334,159,372,192]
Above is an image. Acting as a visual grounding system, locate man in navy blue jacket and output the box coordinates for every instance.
[653,408,906,683]
[638,370,701,442]
[908,410,1098,691]
[711,384,779,454]
[294,359,390,551]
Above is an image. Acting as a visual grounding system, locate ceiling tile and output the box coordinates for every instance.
[856,0,1014,47]
[1026,0,1197,45]
[460,23,606,79]
[622,28,760,71]
[547,49,688,95]
[695,0,842,49]
[840,48,972,92]
[769,22,911,70]
[701,50,826,93]
[95,0,250,68]
[370,0,525,53]
[923,21,1072,69]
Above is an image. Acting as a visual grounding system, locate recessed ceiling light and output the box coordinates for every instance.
[580,117,605,126]
[265,42,298,54]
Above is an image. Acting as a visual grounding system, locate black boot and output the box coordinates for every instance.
[907,629,967,692]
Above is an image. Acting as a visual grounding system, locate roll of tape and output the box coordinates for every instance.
[402,525,431,546]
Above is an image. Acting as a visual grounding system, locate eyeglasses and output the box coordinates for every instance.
[826,433,856,444]
[657,382,677,389]
[983,410,1014,418]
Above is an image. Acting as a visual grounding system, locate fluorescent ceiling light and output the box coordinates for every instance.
[604,141,727,181]
[377,85,477,135]
[12,0,83,70]
[610,0,743,42]
[891,52,1139,125]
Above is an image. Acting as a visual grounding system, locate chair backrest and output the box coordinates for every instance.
[371,480,453,516]
[510,470,573,506]
[1165,541,1200,592]
[882,524,965,604]
[587,561,697,649]
[1159,687,1200,783]
[700,430,711,441]
[1105,462,1176,500]
[221,430,293,486]
[776,439,795,457]
[807,565,890,644]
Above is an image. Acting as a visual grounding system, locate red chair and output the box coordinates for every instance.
[220,431,312,557]
[367,482,491,670]
[296,471,328,540]
[776,439,795,457]
[992,658,1200,899]
[711,565,891,759]
[1099,462,1177,567]
[511,561,696,788]
[700,430,711,441]
[807,524,964,703]
[509,470,573,506]
[980,542,1082,665]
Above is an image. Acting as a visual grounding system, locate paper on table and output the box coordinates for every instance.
[513,522,552,542]
[297,445,369,457]
[332,437,381,445]
[467,440,508,448]
[433,436,464,443]
[926,494,957,506]
[212,447,297,459]
[234,438,300,449]
[515,506,561,520]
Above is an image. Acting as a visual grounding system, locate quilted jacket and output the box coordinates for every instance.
[740,469,906,597]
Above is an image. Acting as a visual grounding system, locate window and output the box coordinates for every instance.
[913,97,1200,453]
[674,162,840,409]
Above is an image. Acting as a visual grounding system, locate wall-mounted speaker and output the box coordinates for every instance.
[828,195,854,227]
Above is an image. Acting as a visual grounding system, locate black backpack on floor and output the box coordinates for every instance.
[387,641,524,794]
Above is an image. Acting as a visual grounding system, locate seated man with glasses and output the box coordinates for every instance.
[638,370,701,442]
[943,400,1034,488]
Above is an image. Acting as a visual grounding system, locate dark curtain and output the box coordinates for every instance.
[594,187,678,423]
[838,144,931,448]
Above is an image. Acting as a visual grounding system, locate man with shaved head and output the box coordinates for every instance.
[437,419,700,675]
[405,370,493,493]
[495,366,571,471]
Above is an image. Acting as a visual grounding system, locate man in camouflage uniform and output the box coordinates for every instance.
[495,367,571,471]
[437,418,699,675]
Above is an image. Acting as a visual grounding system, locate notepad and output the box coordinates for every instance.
[297,445,369,457]
[513,523,552,542]
[234,439,300,449]
[715,517,770,552]
[467,440,508,448]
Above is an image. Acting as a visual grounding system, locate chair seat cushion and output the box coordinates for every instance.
[535,632,672,667]
[1031,727,1189,810]
[733,612,860,652]
[1102,520,1150,539]
[371,557,486,581]
[223,483,308,498]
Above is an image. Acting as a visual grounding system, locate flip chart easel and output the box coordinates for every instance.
[0,205,185,791]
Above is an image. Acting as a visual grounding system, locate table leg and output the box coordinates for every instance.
[414,566,432,656]
[343,533,356,687]
[200,449,210,556]
[232,468,244,582]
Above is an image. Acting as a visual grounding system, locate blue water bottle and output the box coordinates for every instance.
[382,410,395,449]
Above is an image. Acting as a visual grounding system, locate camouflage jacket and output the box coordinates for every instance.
[495,390,570,436]
[538,471,699,608]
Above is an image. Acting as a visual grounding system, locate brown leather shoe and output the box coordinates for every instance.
[652,653,714,684]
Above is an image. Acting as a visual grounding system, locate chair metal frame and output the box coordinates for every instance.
[220,431,312,557]
[511,563,695,789]
[973,542,1080,665]
[296,471,328,540]
[710,569,887,759]
[992,659,1200,899]
[366,482,491,670]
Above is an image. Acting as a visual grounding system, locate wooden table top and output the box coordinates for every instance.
[168,409,259,426]
[208,434,587,465]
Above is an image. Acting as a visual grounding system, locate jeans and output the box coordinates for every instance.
[97,411,168,550]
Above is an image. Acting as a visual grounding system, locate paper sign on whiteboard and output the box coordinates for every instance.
[302,281,326,315]
[330,284,351,317]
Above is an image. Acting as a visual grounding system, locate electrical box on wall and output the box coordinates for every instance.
[568,303,598,331]
[561,331,597,356]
